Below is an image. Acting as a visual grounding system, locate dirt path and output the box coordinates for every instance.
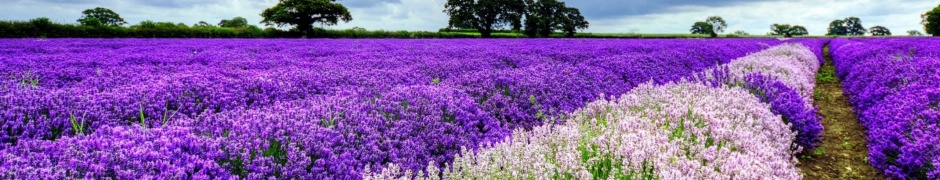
[796,44,884,179]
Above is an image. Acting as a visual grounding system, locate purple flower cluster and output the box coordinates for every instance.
[0,126,231,179]
[0,38,788,178]
[831,38,940,179]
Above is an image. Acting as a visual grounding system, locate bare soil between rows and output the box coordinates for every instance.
[795,44,884,179]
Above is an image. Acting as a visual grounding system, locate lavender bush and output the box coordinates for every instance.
[831,38,940,179]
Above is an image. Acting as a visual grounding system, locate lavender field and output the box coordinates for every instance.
[831,38,940,179]
[0,38,862,179]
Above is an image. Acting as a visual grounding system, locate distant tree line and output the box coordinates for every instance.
[443,0,588,38]
[0,17,500,38]
[686,3,940,37]
[2,2,473,38]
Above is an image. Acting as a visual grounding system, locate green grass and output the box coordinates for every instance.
[816,63,839,82]
[816,46,839,83]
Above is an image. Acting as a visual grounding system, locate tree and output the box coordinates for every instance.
[732,30,749,36]
[261,0,352,38]
[558,7,588,37]
[219,16,249,28]
[29,17,53,30]
[922,4,940,36]
[193,21,214,28]
[156,22,178,28]
[77,7,127,26]
[827,17,866,36]
[523,0,561,37]
[791,25,809,36]
[78,17,103,27]
[826,19,846,36]
[136,20,157,29]
[445,0,526,38]
[690,16,726,37]
[908,30,925,36]
[869,25,891,36]
[770,24,792,37]
[705,16,727,37]
[843,17,866,36]
[770,24,808,37]
[690,22,712,35]
[521,0,587,37]
[29,17,54,37]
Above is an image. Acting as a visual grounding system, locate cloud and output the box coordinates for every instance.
[342,0,405,8]
[564,0,782,20]
[0,0,933,35]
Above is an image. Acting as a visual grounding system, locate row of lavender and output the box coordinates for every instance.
[0,39,818,179]
[366,42,826,179]
[831,38,940,179]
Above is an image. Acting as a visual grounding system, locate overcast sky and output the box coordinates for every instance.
[1,0,935,35]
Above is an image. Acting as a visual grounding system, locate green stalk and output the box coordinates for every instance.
[139,104,146,128]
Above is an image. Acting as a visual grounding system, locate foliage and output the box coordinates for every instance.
[868,26,891,36]
[769,24,808,37]
[557,7,588,37]
[522,0,588,37]
[218,17,249,28]
[77,17,103,27]
[28,17,53,30]
[732,30,750,36]
[908,30,925,36]
[923,4,940,36]
[77,7,127,27]
[260,0,352,37]
[690,22,712,35]
[135,20,157,29]
[690,16,726,37]
[193,21,214,28]
[28,17,53,37]
[827,17,866,36]
[705,16,727,35]
[444,0,526,38]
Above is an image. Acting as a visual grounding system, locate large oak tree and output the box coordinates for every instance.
[691,16,726,38]
[219,17,249,28]
[922,4,940,36]
[77,7,127,27]
[769,24,808,37]
[869,26,891,36]
[261,0,352,38]
[523,0,588,37]
[445,0,526,38]
[827,17,866,36]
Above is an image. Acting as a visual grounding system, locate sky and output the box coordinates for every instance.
[0,0,935,35]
